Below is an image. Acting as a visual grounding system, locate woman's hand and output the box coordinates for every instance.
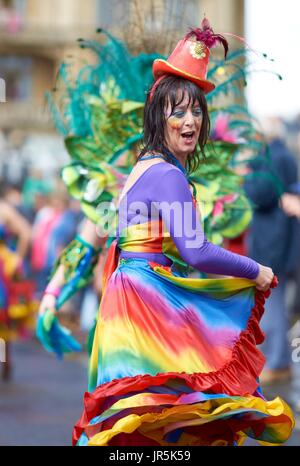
[38,293,57,316]
[254,264,274,291]
[281,193,300,219]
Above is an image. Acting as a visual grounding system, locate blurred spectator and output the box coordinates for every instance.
[1,129,27,185]
[1,180,34,276]
[0,197,32,380]
[244,120,300,385]
[30,181,80,297]
[22,169,53,210]
[1,181,35,223]
[281,189,300,324]
[0,197,31,263]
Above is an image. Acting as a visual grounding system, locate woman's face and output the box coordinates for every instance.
[164,91,202,159]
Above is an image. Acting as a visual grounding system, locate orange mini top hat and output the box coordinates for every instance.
[152,18,228,95]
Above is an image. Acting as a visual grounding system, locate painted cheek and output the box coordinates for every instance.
[168,116,182,130]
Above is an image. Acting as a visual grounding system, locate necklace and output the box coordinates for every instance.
[162,149,187,176]
[139,150,187,176]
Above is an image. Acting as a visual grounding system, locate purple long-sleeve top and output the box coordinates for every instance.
[117,162,259,279]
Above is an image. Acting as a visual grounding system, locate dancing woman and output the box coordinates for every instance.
[39,21,294,446]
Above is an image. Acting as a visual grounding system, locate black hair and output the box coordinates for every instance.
[139,75,210,173]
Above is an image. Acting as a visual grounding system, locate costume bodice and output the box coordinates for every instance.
[117,162,190,270]
[116,161,259,279]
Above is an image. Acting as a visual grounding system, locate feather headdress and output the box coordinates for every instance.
[185,17,229,59]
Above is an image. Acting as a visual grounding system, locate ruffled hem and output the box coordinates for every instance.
[72,279,295,446]
[76,393,294,446]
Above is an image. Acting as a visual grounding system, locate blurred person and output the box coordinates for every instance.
[0,197,31,262]
[1,129,27,185]
[0,197,32,380]
[31,181,80,298]
[2,182,35,278]
[281,188,300,342]
[1,181,34,277]
[244,118,300,385]
[2,181,35,223]
[22,169,53,211]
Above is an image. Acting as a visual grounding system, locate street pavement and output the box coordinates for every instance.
[0,339,87,446]
[0,339,299,446]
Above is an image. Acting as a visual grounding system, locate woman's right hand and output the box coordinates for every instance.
[38,293,58,316]
[254,264,274,291]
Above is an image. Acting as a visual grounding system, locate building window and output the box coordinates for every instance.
[0,56,32,101]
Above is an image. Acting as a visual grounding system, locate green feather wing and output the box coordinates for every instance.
[47,30,275,245]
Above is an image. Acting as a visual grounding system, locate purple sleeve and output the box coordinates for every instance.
[151,167,259,279]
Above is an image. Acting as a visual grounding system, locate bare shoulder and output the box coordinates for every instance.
[135,157,168,171]
[0,200,9,216]
[125,158,168,185]
[0,201,21,221]
[118,159,170,203]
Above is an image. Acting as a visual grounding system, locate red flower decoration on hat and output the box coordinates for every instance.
[185,17,229,59]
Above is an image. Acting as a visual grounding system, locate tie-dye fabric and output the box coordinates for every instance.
[116,163,259,279]
[73,228,294,446]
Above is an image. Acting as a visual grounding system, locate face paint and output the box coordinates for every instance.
[164,92,202,160]
[168,116,182,129]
